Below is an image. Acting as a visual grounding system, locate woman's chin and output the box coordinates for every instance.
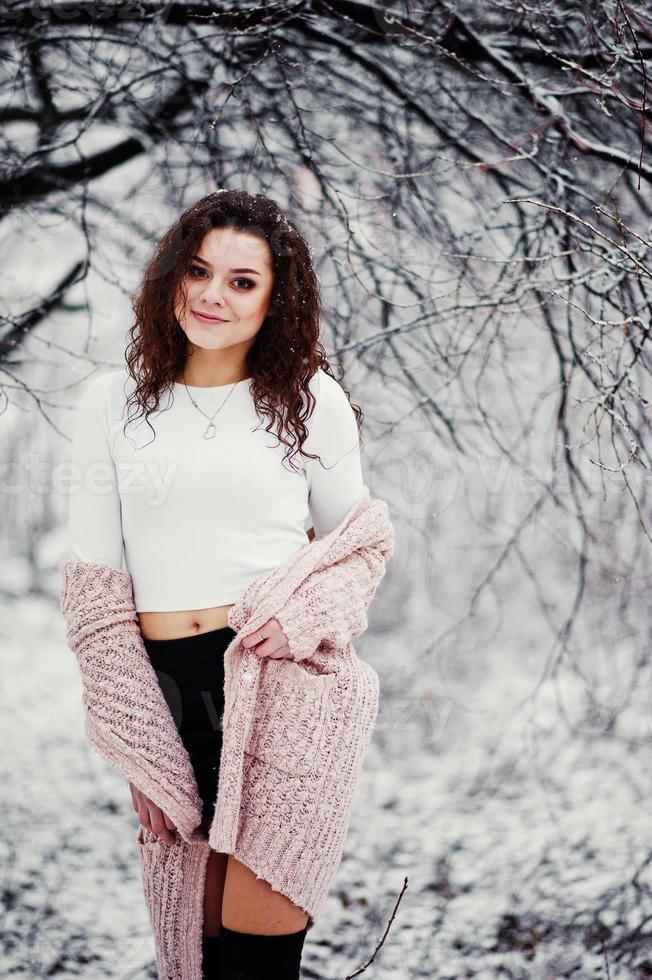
[182,325,233,350]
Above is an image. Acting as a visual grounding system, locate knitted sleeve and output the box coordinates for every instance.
[273,532,394,663]
[59,558,204,841]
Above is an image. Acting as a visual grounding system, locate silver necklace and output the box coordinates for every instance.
[181,372,241,440]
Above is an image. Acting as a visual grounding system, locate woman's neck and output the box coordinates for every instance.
[177,364,250,387]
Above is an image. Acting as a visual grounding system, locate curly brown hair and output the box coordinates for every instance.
[123,189,363,470]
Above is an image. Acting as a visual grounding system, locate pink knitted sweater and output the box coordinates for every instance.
[59,488,394,980]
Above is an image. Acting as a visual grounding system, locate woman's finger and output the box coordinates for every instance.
[148,803,176,843]
[138,802,152,833]
[242,617,287,648]
[267,644,293,659]
[163,811,177,832]
[236,614,293,659]
[254,629,289,658]
[241,620,271,648]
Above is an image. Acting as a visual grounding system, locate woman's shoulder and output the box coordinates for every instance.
[303,368,359,462]
[75,368,135,417]
[307,367,355,412]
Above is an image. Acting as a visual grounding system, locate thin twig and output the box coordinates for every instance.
[345,877,409,979]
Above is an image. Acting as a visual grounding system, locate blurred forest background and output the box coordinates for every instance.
[1,1,651,978]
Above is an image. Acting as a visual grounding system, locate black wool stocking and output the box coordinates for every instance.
[202,933,223,979]
[218,924,308,980]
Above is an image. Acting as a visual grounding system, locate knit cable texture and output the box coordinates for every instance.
[58,559,206,842]
[59,487,394,980]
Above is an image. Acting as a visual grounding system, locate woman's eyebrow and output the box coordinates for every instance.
[191,255,262,275]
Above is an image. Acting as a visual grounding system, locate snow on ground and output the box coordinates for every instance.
[1,590,650,979]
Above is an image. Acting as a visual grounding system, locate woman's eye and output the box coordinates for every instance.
[189,267,253,290]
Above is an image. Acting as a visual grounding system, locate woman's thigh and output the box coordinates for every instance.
[221,854,309,935]
[203,849,228,936]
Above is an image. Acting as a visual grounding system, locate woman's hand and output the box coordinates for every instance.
[129,781,177,843]
[241,617,293,659]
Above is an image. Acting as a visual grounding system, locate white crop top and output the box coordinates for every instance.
[66,367,364,612]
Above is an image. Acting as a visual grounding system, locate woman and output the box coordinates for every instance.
[65,190,372,978]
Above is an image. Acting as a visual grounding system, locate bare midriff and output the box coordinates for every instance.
[137,603,236,641]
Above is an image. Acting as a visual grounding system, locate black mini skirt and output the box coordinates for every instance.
[141,624,237,827]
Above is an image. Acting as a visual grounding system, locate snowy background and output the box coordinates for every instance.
[1,2,651,979]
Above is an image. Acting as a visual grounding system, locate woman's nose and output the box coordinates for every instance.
[199,277,227,305]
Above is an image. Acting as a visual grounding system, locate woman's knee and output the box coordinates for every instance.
[221,854,309,935]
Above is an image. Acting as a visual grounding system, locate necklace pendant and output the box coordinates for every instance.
[203,423,216,440]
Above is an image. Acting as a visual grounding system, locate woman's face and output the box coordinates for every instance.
[174,226,275,353]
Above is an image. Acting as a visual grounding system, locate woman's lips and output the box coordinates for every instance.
[192,310,229,324]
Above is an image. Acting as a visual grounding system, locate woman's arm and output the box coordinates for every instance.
[59,558,203,839]
[275,495,395,661]
[67,375,125,568]
[304,371,365,536]
[64,377,178,835]
[272,374,392,660]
